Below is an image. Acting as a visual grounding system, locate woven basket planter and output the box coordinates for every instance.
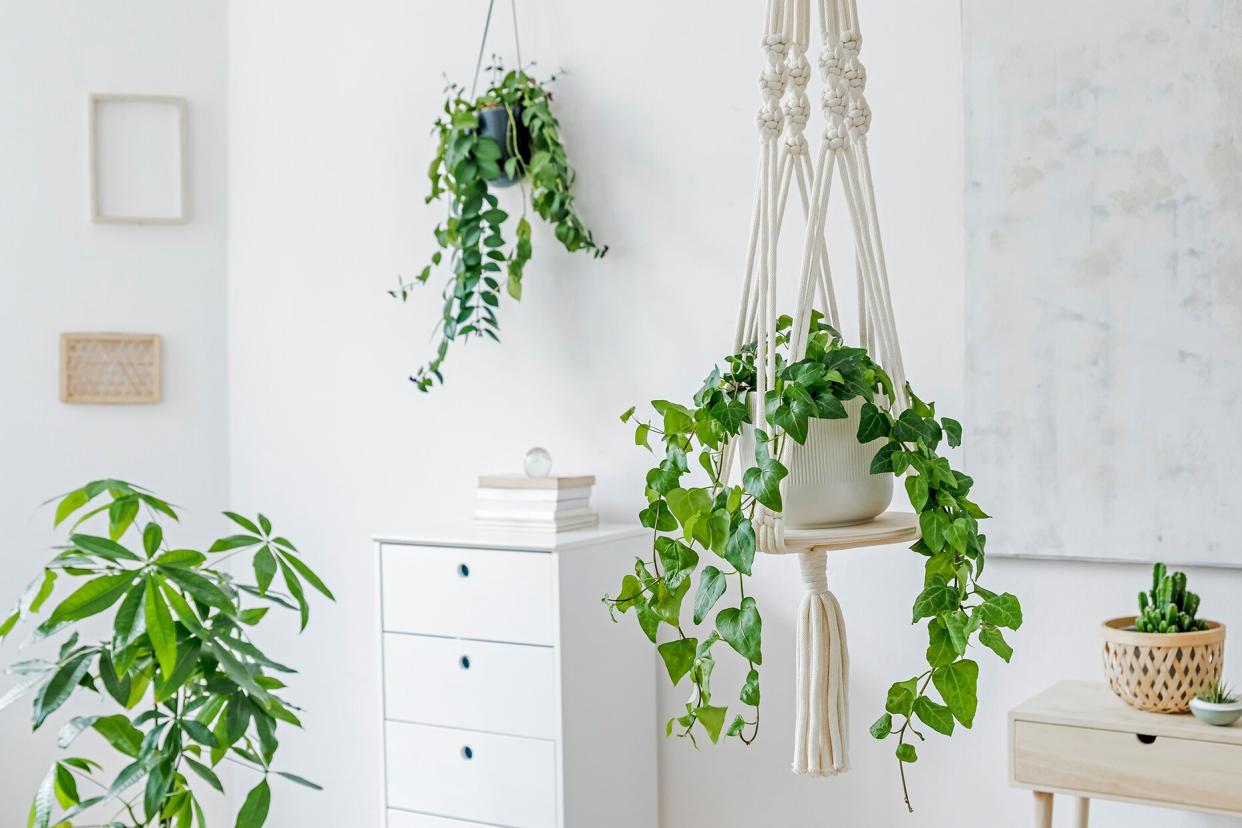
[1101,616,1226,714]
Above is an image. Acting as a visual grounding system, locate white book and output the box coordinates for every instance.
[475,486,592,503]
[474,497,591,516]
[473,508,600,532]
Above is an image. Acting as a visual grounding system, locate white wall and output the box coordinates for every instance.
[0,1,229,822]
[217,1,1236,827]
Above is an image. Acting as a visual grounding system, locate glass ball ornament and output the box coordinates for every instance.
[524,447,553,478]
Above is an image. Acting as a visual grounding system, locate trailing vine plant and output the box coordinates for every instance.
[392,63,606,391]
[605,313,1022,810]
[0,480,332,828]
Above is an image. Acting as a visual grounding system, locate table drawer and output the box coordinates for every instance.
[386,721,557,828]
[384,633,559,739]
[1013,721,1242,811]
[381,544,556,645]
[388,809,492,827]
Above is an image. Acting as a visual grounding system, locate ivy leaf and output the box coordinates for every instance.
[896,743,918,763]
[634,601,660,643]
[925,618,957,667]
[884,677,918,716]
[619,406,636,423]
[856,402,891,443]
[911,578,959,622]
[932,659,979,728]
[912,695,955,736]
[615,575,644,614]
[869,442,900,475]
[740,668,761,706]
[870,712,893,739]
[698,705,728,744]
[651,578,690,627]
[918,510,949,553]
[693,566,726,624]
[709,399,747,433]
[665,488,712,530]
[975,593,1023,630]
[657,638,698,686]
[942,417,963,448]
[742,442,786,512]
[645,464,682,496]
[943,611,970,656]
[638,500,677,532]
[904,475,929,512]
[721,516,755,576]
[716,597,762,664]
[979,627,1013,662]
[656,538,699,590]
[726,715,747,737]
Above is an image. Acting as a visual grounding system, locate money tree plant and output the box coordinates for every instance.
[391,63,607,392]
[606,313,1022,810]
[0,480,333,828]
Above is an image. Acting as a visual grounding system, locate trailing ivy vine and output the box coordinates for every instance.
[605,313,1022,810]
[392,65,606,391]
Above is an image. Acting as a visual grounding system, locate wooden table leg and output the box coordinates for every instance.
[1033,791,1053,828]
[1071,796,1089,828]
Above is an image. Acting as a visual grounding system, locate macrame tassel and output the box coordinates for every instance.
[792,549,850,775]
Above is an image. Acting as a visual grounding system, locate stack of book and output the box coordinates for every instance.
[473,474,599,532]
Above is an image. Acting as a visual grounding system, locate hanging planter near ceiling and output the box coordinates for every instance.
[391,0,607,392]
[605,0,1022,813]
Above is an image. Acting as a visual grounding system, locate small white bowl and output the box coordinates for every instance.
[1189,696,1242,727]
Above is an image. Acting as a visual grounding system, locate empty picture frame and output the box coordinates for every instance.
[89,94,188,224]
[60,333,162,404]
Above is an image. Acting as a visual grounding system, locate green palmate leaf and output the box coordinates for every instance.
[23,569,57,615]
[209,534,263,553]
[656,538,698,590]
[278,557,310,630]
[657,638,697,686]
[274,771,323,791]
[912,695,955,736]
[279,548,334,601]
[48,573,137,624]
[975,593,1023,630]
[885,677,918,716]
[870,712,893,739]
[693,566,726,624]
[54,489,90,527]
[979,626,1013,662]
[144,576,177,677]
[31,764,55,828]
[33,651,95,729]
[154,549,205,568]
[698,704,728,744]
[92,714,143,758]
[56,715,99,749]
[254,545,277,594]
[0,611,18,639]
[54,762,80,808]
[107,497,139,541]
[185,757,223,792]
[715,597,762,664]
[235,778,271,828]
[895,743,918,763]
[142,523,163,557]
[160,567,233,612]
[932,659,979,728]
[224,512,262,535]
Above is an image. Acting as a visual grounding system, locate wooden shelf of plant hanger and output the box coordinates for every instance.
[772,511,920,554]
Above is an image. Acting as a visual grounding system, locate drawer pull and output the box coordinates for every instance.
[460,655,471,670]
[457,563,470,578]
[1136,733,1157,745]
[462,745,474,760]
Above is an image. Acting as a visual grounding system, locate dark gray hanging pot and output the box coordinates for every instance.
[477,105,530,188]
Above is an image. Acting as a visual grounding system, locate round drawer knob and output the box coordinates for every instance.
[460,655,471,670]
[462,746,474,760]
[457,563,470,578]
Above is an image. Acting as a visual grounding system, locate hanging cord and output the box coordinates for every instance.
[470,0,525,98]
[511,0,524,72]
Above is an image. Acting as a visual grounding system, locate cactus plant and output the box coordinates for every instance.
[1133,562,1210,633]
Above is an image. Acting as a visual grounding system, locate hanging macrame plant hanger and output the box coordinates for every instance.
[718,0,920,777]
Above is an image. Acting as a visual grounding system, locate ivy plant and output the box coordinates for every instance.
[0,480,332,828]
[606,313,1022,810]
[392,65,606,391]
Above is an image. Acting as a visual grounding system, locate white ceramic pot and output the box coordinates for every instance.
[1189,696,1242,727]
[739,396,893,528]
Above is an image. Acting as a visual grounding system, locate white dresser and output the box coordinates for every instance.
[375,524,657,828]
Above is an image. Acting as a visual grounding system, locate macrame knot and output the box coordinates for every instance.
[756,104,785,139]
[752,506,785,554]
[848,95,872,134]
[762,33,789,64]
[842,56,867,92]
[824,119,847,150]
[783,92,811,130]
[818,44,843,80]
[759,66,788,100]
[783,133,808,156]
[785,52,811,91]
[839,29,862,57]
[799,549,830,595]
[821,83,847,117]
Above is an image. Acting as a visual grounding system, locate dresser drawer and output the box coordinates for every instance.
[381,544,556,645]
[384,633,559,739]
[386,721,556,828]
[1013,721,1242,811]
[388,809,492,827]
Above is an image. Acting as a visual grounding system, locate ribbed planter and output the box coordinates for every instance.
[1101,616,1226,713]
[477,105,529,188]
[740,396,892,528]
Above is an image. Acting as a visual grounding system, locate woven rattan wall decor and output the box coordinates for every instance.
[60,333,161,404]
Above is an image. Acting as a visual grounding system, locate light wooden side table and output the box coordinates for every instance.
[1009,681,1242,826]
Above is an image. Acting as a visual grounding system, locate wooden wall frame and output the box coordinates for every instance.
[89,93,188,225]
[60,333,162,404]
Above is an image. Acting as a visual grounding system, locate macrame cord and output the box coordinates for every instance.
[721,0,907,777]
